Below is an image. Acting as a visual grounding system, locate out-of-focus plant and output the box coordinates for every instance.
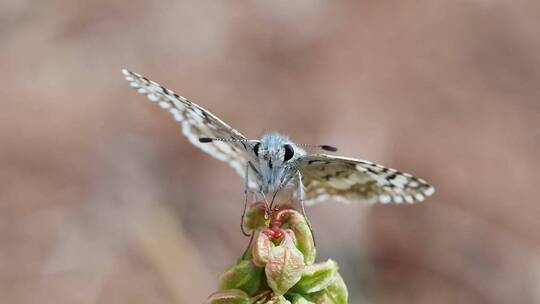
[207,203,348,304]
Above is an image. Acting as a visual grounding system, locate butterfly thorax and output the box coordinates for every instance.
[254,133,304,193]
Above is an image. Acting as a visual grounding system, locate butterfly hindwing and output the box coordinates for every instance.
[294,154,435,205]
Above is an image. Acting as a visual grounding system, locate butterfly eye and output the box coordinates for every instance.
[253,142,260,157]
[283,144,294,161]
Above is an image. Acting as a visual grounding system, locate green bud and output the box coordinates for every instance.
[265,294,292,304]
[252,297,269,304]
[243,203,268,231]
[206,289,250,304]
[289,294,316,304]
[304,273,348,304]
[265,231,305,295]
[324,273,348,304]
[291,259,338,294]
[274,209,316,265]
[219,260,263,296]
[252,230,274,267]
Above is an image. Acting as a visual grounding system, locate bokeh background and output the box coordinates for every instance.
[2,1,539,303]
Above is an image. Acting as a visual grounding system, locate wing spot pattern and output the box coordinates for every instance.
[296,155,435,205]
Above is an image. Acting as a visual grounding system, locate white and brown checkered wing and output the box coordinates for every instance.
[295,155,434,205]
[122,69,252,181]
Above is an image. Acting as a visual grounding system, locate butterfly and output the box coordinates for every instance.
[122,69,435,233]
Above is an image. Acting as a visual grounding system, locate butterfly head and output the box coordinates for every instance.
[254,133,296,169]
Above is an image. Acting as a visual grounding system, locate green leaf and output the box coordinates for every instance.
[274,209,316,265]
[303,273,348,304]
[243,203,268,231]
[265,294,292,304]
[206,289,250,304]
[265,232,305,295]
[219,260,263,296]
[291,260,338,294]
[252,230,274,267]
[289,294,316,304]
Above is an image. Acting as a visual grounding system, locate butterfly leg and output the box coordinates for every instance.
[256,190,272,220]
[241,233,255,260]
[270,173,288,210]
[270,169,296,210]
[298,182,316,246]
[241,165,252,237]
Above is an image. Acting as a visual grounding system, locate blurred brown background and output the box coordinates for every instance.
[1,1,539,303]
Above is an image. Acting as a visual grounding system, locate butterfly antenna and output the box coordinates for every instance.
[199,137,251,143]
[295,143,338,152]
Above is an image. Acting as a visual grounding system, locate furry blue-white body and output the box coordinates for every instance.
[253,132,305,194]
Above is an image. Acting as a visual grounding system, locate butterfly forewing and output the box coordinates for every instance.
[122,69,253,182]
[295,155,435,205]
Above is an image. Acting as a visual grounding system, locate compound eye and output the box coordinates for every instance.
[253,142,260,157]
[283,144,294,161]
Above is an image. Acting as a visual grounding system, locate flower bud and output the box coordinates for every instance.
[265,294,292,304]
[243,203,268,231]
[265,231,305,295]
[274,209,316,265]
[289,294,315,304]
[219,260,263,296]
[206,289,250,304]
[252,229,274,267]
[303,273,348,304]
[291,259,338,294]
